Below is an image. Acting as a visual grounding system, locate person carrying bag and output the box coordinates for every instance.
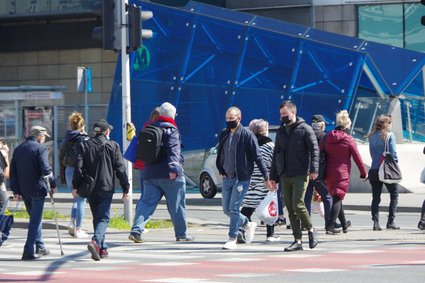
[366,115,400,231]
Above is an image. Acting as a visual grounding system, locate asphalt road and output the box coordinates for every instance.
[1,195,425,283]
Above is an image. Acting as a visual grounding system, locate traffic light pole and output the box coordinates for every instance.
[121,0,133,223]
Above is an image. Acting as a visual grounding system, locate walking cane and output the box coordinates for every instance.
[44,174,64,256]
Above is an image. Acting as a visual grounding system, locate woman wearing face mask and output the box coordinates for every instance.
[324,110,367,235]
[366,114,399,231]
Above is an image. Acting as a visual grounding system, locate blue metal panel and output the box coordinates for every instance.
[108,0,425,149]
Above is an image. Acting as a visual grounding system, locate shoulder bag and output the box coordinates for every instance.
[378,134,402,184]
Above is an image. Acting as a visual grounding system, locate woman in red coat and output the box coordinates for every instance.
[324,110,367,234]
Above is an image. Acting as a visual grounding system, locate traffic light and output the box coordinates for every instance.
[422,0,425,26]
[129,4,153,51]
[92,0,122,51]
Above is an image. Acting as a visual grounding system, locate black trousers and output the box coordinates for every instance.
[368,169,398,221]
[240,207,275,237]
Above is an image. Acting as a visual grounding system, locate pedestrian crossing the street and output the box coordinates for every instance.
[1,226,425,282]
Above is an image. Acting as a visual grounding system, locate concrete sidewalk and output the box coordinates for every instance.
[34,190,425,213]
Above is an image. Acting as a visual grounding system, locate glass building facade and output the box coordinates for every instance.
[358,3,425,52]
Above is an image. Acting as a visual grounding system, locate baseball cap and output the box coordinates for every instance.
[30,126,50,137]
[312,114,328,125]
[93,119,113,133]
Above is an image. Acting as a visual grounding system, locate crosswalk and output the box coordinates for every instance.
[1,225,425,282]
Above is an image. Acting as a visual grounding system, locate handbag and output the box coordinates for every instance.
[256,191,279,226]
[77,174,95,198]
[0,200,20,246]
[378,134,402,184]
[123,136,138,163]
[317,136,327,181]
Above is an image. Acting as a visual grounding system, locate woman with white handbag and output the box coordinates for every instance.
[367,115,399,231]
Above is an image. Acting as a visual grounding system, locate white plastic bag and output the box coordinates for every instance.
[256,191,279,226]
[420,167,425,184]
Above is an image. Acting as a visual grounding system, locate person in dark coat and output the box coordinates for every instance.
[73,119,129,261]
[304,114,333,229]
[128,102,194,244]
[269,101,319,252]
[324,110,367,235]
[10,126,56,260]
[216,107,269,250]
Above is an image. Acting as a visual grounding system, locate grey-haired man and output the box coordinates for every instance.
[10,126,56,260]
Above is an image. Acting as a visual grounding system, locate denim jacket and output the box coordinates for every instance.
[368,131,398,169]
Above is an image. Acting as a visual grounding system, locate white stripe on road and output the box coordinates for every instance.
[218,273,276,278]
[332,249,384,254]
[142,262,200,266]
[288,268,348,273]
[141,279,228,283]
[4,271,65,276]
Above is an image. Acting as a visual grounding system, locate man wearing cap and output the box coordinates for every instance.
[128,102,194,243]
[73,119,129,261]
[10,126,56,260]
[304,114,333,230]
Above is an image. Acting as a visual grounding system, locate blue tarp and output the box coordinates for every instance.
[108,1,425,150]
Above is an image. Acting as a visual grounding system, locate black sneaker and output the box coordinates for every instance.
[35,247,50,256]
[308,228,318,249]
[343,221,352,233]
[418,221,425,230]
[284,241,303,252]
[274,217,287,227]
[237,228,246,244]
[176,234,195,242]
[128,233,143,243]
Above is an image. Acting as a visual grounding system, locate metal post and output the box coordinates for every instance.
[84,68,89,128]
[53,105,59,179]
[350,102,362,135]
[367,102,380,136]
[405,101,413,142]
[122,0,133,223]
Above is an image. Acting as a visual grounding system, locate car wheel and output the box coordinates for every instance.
[199,173,217,199]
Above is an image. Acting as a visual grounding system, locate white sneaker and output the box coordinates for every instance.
[222,239,237,250]
[75,230,89,238]
[244,222,257,244]
[266,235,281,242]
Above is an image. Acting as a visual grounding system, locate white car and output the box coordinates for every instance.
[199,126,279,198]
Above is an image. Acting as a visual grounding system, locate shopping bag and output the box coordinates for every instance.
[420,167,425,184]
[123,136,138,163]
[378,135,402,184]
[0,201,20,247]
[256,191,279,226]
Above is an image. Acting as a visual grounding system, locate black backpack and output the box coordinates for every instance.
[61,140,79,167]
[136,125,165,164]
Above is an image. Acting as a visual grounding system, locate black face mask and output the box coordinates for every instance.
[226,120,238,129]
[281,115,291,125]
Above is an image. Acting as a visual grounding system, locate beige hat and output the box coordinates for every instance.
[30,126,50,137]
[159,102,177,119]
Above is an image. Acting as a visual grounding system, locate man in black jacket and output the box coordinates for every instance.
[73,119,129,261]
[216,107,270,250]
[270,101,319,252]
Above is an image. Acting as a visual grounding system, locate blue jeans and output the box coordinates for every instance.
[88,191,113,250]
[134,170,145,218]
[304,179,332,228]
[23,195,46,255]
[65,167,86,228]
[221,177,250,239]
[131,176,188,238]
